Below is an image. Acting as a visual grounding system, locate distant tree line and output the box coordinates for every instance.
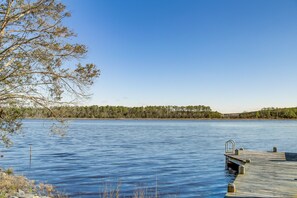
[17,105,223,119]
[224,107,297,119]
[6,106,297,120]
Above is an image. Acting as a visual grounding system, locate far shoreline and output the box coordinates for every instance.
[23,117,297,121]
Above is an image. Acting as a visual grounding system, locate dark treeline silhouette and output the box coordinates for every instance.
[19,105,223,119]
[224,107,297,119]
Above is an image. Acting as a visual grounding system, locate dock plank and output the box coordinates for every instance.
[225,150,297,198]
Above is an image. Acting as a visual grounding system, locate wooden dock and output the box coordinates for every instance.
[225,146,297,198]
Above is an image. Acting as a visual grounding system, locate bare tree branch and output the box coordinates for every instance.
[0,0,100,147]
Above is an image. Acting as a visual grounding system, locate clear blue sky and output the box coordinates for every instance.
[64,0,297,113]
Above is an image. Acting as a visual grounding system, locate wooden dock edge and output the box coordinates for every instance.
[224,146,297,198]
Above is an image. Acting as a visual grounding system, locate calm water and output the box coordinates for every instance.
[1,120,297,197]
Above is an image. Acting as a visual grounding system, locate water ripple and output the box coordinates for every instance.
[1,119,297,197]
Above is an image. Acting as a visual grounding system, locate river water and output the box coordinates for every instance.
[1,119,297,197]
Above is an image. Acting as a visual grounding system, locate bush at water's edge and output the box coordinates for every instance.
[0,168,67,198]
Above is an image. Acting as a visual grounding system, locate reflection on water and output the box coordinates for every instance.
[1,120,297,197]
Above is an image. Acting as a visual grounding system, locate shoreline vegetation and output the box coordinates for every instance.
[0,168,159,198]
[0,168,66,198]
[9,105,297,120]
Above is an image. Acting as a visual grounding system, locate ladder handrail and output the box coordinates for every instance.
[225,139,235,153]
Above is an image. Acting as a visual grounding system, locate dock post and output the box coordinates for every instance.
[238,165,245,174]
[228,183,236,193]
[273,147,277,152]
[29,145,32,166]
[225,156,228,169]
[235,149,239,155]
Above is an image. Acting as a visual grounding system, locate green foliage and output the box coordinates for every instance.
[237,107,297,119]
[5,168,13,175]
[18,105,223,119]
